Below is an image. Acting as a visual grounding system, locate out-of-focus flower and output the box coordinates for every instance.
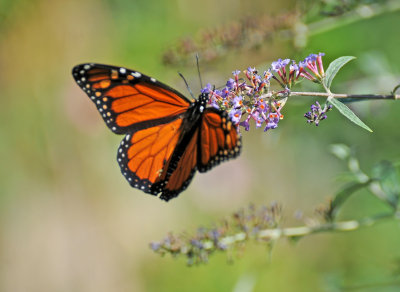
[162,12,297,66]
[149,203,282,265]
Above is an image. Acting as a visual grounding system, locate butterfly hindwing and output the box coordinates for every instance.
[155,127,200,201]
[72,63,191,134]
[117,117,184,195]
[198,108,241,172]
[148,108,242,201]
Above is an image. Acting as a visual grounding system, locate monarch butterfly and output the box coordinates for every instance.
[72,63,241,201]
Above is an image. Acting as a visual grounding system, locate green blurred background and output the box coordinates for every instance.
[1,0,400,291]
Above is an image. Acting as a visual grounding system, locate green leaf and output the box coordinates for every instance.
[326,181,372,221]
[328,97,373,132]
[324,56,356,89]
[372,161,400,208]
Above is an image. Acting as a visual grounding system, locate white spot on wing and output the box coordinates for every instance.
[150,77,156,82]
[120,68,126,74]
[132,72,141,78]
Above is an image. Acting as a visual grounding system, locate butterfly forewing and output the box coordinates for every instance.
[72,63,191,134]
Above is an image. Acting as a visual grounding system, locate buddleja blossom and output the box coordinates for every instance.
[304,101,333,126]
[162,13,297,65]
[150,203,282,265]
[298,53,326,82]
[202,53,330,132]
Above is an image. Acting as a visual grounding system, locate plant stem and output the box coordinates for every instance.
[261,211,399,239]
[290,91,400,100]
[307,0,400,37]
[218,211,400,248]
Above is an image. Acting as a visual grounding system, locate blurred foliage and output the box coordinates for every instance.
[1,0,400,291]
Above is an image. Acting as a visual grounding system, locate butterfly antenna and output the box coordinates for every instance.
[178,72,195,99]
[196,53,203,89]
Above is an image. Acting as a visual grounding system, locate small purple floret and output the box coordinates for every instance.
[304,101,332,126]
[229,109,242,124]
[201,83,213,94]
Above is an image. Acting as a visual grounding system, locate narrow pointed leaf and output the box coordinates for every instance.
[328,97,373,132]
[324,56,356,89]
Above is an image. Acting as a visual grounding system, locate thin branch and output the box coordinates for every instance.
[150,207,400,264]
[306,0,400,38]
[290,91,400,100]
[218,211,399,248]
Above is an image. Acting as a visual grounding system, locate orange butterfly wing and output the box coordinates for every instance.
[117,118,184,194]
[156,127,200,201]
[73,64,242,201]
[72,63,191,134]
[151,108,242,201]
[198,108,241,172]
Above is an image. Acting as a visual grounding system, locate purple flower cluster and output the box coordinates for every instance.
[150,203,282,265]
[298,53,326,83]
[270,53,326,87]
[270,58,299,88]
[304,101,333,126]
[201,53,329,132]
[202,67,285,132]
